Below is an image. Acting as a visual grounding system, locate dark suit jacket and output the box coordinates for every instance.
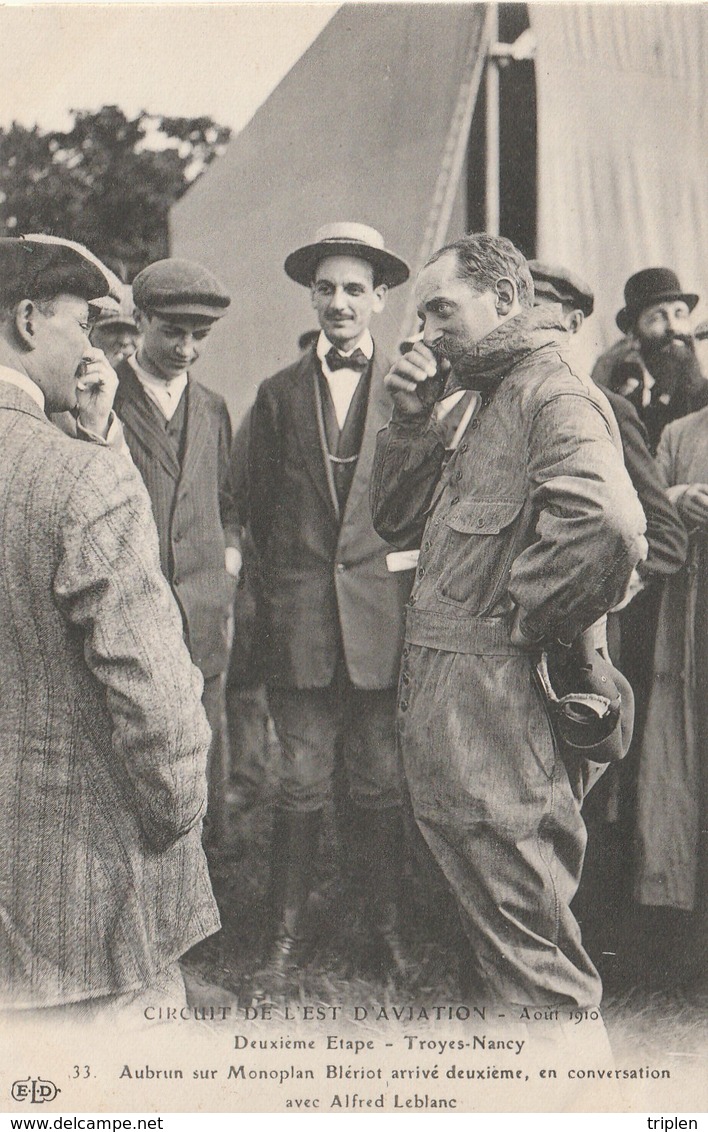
[249,346,411,690]
[115,360,239,678]
[604,389,688,583]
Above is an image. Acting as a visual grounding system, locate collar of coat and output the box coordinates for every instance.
[448,307,568,392]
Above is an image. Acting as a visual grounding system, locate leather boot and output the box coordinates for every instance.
[264,808,322,978]
[358,807,415,982]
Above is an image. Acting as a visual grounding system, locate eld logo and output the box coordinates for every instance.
[11,1077,61,1103]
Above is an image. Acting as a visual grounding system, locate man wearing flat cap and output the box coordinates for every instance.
[90,283,139,370]
[0,235,219,1015]
[248,222,414,980]
[112,258,240,846]
[592,267,708,453]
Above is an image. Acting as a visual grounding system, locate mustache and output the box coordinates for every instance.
[429,338,459,363]
[641,331,694,357]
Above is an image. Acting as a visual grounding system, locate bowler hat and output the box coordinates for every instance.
[528,260,594,317]
[616,267,699,334]
[133,258,230,320]
[0,234,118,308]
[285,222,410,289]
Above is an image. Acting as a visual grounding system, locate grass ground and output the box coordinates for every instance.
[186,790,707,1077]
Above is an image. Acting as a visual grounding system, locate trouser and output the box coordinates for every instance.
[267,664,403,812]
[226,684,271,797]
[398,642,602,1008]
[202,673,229,844]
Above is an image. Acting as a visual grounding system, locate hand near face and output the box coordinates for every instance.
[678,483,708,530]
[384,342,450,417]
[75,347,119,438]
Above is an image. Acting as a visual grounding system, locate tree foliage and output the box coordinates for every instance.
[0,106,231,279]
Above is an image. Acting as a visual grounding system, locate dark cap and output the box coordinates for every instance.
[0,234,118,308]
[132,258,230,320]
[91,284,137,332]
[285,222,410,289]
[616,267,699,334]
[528,260,594,317]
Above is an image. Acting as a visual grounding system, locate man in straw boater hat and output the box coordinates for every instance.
[0,235,219,1017]
[592,267,708,454]
[248,222,416,982]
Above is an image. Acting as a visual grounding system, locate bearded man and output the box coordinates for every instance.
[592,268,708,454]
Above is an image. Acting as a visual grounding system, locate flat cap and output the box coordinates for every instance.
[528,260,594,318]
[0,234,119,308]
[133,258,230,320]
[92,284,137,331]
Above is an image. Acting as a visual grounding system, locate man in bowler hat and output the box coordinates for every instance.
[593,267,708,453]
[113,259,241,845]
[248,222,414,979]
[0,235,218,1014]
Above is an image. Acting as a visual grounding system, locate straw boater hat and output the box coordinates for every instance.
[616,267,699,335]
[284,222,410,289]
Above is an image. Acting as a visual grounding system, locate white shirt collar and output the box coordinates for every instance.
[316,330,374,369]
[0,365,45,412]
[128,354,188,422]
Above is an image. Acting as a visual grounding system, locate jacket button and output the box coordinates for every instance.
[450,496,460,505]
[424,541,432,550]
[335,563,346,573]
[460,443,469,453]
[477,517,486,528]
[417,566,425,578]
[402,646,410,658]
[399,700,409,712]
[455,470,463,481]
[401,672,410,685]
[471,419,480,430]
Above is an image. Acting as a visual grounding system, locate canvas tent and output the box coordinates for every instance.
[171,2,708,424]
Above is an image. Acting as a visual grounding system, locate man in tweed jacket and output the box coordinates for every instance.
[0,235,219,1014]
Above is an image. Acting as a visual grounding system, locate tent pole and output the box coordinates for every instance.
[397,6,495,341]
[485,2,500,236]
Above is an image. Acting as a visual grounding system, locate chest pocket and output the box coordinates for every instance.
[434,498,526,613]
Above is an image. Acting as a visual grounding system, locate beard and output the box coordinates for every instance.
[640,332,700,396]
[429,334,474,368]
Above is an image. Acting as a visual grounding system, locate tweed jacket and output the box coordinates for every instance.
[249,346,411,689]
[115,360,239,679]
[0,383,219,1008]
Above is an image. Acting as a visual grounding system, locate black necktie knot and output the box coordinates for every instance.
[325,346,368,373]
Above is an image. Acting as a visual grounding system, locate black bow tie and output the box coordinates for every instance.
[325,346,368,373]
